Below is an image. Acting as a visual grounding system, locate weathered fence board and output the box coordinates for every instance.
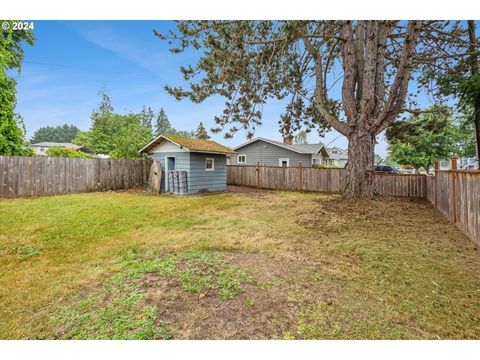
[0,156,151,198]
[227,165,425,197]
[425,169,480,246]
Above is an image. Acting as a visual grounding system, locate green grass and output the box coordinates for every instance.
[1,190,479,339]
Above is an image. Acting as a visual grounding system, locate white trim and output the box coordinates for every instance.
[205,157,215,171]
[237,154,247,164]
[140,135,182,153]
[279,158,290,167]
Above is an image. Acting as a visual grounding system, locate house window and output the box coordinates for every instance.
[40,147,45,152]
[238,154,246,164]
[205,158,214,171]
[279,158,289,167]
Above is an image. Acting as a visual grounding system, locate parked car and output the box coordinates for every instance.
[374,165,400,174]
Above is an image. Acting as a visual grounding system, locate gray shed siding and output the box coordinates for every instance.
[231,140,312,167]
[151,151,227,194]
[188,153,227,193]
[151,152,190,193]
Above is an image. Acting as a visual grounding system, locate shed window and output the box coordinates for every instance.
[205,158,214,171]
[238,154,246,164]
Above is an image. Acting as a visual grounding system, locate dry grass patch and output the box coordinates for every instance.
[1,189,479,339]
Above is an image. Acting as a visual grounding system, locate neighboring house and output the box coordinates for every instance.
[229,136,330,167]
[29,142,95,156]
[325,147,383,168]
[440,157,478,170]
[326,147,348,168]
[140,134,236,194]
[64,145,96,156]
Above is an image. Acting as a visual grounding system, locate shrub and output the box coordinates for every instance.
[46,147,95,158]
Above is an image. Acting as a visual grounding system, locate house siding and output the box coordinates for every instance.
[188,153,227,194]
[231,140,312,167]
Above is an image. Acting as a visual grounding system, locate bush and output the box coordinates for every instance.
[312,163,327,169]
[46,147,95,158]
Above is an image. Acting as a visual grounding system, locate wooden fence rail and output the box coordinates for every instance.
[227,164,426,197]
[0,156,152,198]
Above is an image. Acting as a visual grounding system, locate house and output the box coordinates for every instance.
[440,157,478,170]
[229,136,330,167]
[140,134,236,194]
[29,142,96,156]
[326,147,348,168]
[325,147,383,168]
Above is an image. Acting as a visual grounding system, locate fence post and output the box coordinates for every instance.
[297,162,303,192]
[451,156,457,224]
[256,161,260,189]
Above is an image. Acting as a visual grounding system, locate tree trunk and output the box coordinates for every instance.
[344,129,376,197]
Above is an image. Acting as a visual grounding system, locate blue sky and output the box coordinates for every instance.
[14,20,427,157]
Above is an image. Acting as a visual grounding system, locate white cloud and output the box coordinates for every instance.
[71,23,169,78]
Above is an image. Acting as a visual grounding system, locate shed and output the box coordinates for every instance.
[140,134,236,194]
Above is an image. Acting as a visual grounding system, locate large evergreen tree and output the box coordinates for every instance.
[140,105,155,131]
[157,21,476,197]
[155,107,171,135]
[194,122,210,139]
[30,124,80,143]
[0,21,35,155]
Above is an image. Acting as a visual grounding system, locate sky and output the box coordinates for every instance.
[13,20,434,157]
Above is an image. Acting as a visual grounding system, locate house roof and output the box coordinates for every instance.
[140,134,237,155]
[326,147,348,160]
[233,137,328,156]
[30,142,76,147]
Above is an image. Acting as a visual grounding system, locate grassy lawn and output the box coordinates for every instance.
[1,189,479,339]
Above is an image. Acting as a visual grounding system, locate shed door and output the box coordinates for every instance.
[167,157,176,171]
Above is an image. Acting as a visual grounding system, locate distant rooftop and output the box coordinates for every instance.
[30,142,76,147]
[234,137,326,155]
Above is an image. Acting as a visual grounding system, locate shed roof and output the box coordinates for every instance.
[140,134,237,155]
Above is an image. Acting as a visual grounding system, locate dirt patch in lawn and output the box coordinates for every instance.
[138,251,339,339]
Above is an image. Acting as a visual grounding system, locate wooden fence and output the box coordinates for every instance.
[227,164,426,197]
[228,160,480,246]
[0,156,152,198]
[425,159,480,245]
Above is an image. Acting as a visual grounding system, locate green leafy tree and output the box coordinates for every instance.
[194,122,210,139]
[155,107,171,136]
[294,130,307,144]
[0,20,35,155]
[30,124,80,143]
[46,146,95,158]
[110,115,152,160]
[73,91,118,154]
[386,108,459,173]
[450,112,476,159]
[435,21,479,168]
